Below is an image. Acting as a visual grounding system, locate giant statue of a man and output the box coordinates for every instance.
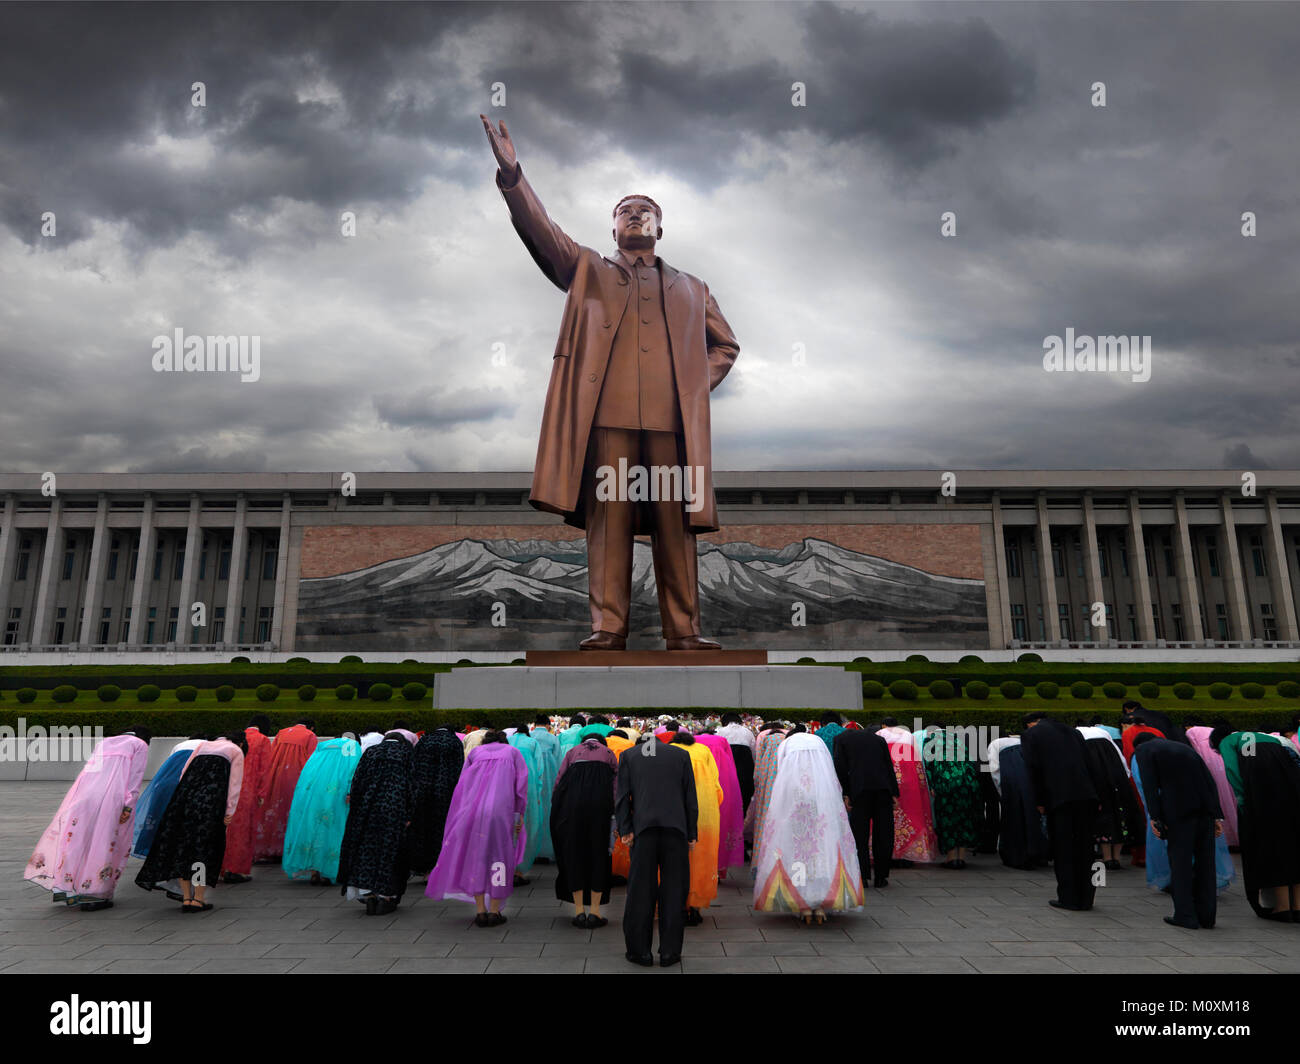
[481,116,739,651]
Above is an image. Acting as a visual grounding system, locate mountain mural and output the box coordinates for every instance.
[294,534,989,651]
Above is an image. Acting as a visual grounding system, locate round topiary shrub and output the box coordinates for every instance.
[1277,680,1300,699]
[929,679,955,699]
[863,680,886,699]
[96,684,121,703]
[1000,680,1025,700]
[853,656,872,664]
[1018,652,1043,662]
[336,684,356,701]
[1101,682,1127,699]
[175,685,198,703]
[16,687,38,704]
[230,656,251,664]
[1208,682,1232,701]
[965,680,990,700]
[287,656,310,664]
[456,658,473,665]
[796,657,816,664]
[340,655,362,664]
[1070,681,1094,699]
[1241,682,1266,700]
[888,679,919,701]
[401,658,419,664]
[1138,681,1160,699]
[138,684,161,703]
[215,685,236,703]
[51,685,77,703]
[1173,682,1195,700]
[905,654,929,663]
[959,654,983,664]
[368,682,394,702]
[1035,681,1059,700]
[401,682,427,702]
[512,658,526,665]
[255,683,280,703]
[297,684,317,702]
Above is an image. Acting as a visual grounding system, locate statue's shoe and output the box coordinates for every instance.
[665,635,722,651]
[579,631,627,651]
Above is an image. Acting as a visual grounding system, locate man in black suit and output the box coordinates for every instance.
[833,727,899,887]
[1019,712,1101,911]
[1132,732,1224,929]
[615,733,699,967]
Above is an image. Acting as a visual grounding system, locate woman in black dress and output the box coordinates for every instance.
[337,732,417,915]
[136,734,246,911]
[408,726,465,877]
[551,736,618,929]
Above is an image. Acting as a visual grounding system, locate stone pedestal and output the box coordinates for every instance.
[433,663,861,711]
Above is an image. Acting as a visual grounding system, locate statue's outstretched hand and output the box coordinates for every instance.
[480,114,517,177]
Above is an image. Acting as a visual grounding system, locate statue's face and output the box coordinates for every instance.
[613,198,661,251]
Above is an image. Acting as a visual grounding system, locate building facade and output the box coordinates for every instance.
[0,471,1297,655]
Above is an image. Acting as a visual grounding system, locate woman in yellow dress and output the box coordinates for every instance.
[669,731,724,925]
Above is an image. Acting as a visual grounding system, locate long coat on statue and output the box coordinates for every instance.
[496,163,740,534]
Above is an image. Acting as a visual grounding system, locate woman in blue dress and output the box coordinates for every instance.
[131,737,205,859]
[282,734,363,885]
[1131,751,1234,892]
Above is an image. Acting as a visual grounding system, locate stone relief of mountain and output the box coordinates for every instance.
[295,535,988,649]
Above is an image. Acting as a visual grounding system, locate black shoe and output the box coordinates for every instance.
[873,877,889,888]
[474,912,491,927]
[891,859,913,869]
[1048,899,1084,911]
[626,951,654,967]
[1164,916,1198,929]
[659,954,681,967]
[610,875,628,887]
[487,912,507,926]
[365,896,378,916]
[571,914,590,929]
[685,907,703,926]
[1105,860,1122,871]
[373,898,398,916]
[79,900,113,912]
[586,915,607,928]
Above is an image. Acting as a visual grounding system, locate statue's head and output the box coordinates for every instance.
[613,194,662,253]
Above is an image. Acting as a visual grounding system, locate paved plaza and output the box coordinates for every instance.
[2,782,1298,975]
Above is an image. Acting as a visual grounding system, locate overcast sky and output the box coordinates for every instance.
[2,1,1297,476]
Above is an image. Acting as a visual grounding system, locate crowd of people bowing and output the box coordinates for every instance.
[24,701,1300,966]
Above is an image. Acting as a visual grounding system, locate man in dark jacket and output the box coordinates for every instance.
[833,727,899,888]
[1133,732,1225,929]
[1019,713,1100,911]
[615,734,699,967]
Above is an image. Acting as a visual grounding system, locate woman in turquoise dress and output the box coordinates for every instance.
[509,726,544,881]
[283,735,362,884]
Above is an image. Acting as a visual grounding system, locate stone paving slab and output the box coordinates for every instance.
[5,781,1300,975]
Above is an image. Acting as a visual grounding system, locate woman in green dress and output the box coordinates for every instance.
[922,725,983,869]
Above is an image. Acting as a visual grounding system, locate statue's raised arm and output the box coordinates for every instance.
[481,115,580,291]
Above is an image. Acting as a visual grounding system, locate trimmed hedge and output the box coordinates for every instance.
[1017,653,1043,662]
[1209,683,1233,700]
[959,655,984,664]
[97,684,122,703]
[1173,683,1195,700]
[1035,682,1060,699]
[1070,681,1093,699]
[138,685,161,703]
[863,680,886,699]
[369,683,394,702]
[401,682,428,702]
[215,685,236,703]
[51,685,77,703]
[298,684,317,702]
[888,680,919,701]
[905,654,929,663]
[17,688,37,704]
[1241,682,1266,700]
[999,680,1025,700]
[965,680,990,700]
[1138,682,1160,699]
[929,680,955,699]
[1278,681,1300,699]
[255,683,280,703]
[175,685,199,703]
[1101,682,1126,699]
[336,684,356,701]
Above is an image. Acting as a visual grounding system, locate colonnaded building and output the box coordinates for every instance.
[1,471,1299,660]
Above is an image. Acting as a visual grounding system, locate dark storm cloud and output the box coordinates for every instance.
[375,386,517,429]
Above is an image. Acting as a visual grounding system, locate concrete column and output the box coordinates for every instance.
[1035,492,1060,642]
[1219,493,1253,640]
[127,495,156,644]
[269,494,292,648]
[1264,490,1298,641]
[77,494,111,645]
[1081,493,1106,642]
[990,493,1013,646]
[174,495,202,645]
[222,494,248,649]
[0,495,17,632]
[1126,492,1156,641]
[1172,492,1204,642]
[29,497,64,645]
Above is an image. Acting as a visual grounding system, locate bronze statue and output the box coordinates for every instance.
[481,116,740,650]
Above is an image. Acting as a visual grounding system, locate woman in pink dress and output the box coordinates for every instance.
[878,723,940,864]
[697,733,746,874]
[1187,724,1240,847]
[25,727,152,911]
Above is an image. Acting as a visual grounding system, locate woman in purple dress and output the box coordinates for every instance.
[425,731,528,927]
